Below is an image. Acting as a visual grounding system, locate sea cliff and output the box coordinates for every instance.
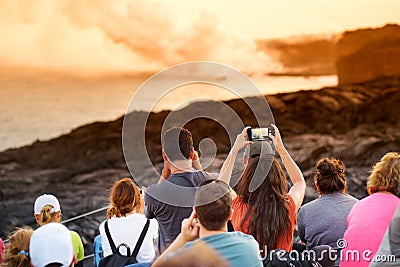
[1,76,399,256]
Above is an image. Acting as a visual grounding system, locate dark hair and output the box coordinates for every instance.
[195,180,232,231]
[162,127,193,161]
[45,263,63,267]
[314,158,346,194]
[236,154,289,250]
[107,178,142,219]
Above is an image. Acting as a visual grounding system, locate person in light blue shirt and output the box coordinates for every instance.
[183,231,261,267]
[152,179,262,267]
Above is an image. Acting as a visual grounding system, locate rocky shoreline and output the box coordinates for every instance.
[1,76,399,260]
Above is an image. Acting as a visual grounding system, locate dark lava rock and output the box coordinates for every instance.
[1,76,399,262]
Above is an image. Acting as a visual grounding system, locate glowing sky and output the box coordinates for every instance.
[0,0,398,71]
[178,0,400,38]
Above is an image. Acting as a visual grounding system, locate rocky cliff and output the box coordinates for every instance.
[257,24,400,85]
[336,24,400,84]
[1,76,399,258]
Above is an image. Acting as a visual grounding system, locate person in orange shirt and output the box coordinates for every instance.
[230,125,306,254]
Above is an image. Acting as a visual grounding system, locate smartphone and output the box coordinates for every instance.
[247,127,275,141]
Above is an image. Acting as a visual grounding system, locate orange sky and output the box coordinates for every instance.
[0,0,398,72]
[178,0,400,38]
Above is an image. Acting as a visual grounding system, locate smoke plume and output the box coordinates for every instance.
[0,0,279,73]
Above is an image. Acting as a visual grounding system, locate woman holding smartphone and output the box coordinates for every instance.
[231,125,306,252]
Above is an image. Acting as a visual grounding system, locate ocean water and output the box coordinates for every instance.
[0,68,337,152]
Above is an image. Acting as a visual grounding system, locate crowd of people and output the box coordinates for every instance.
[0,125,399,267]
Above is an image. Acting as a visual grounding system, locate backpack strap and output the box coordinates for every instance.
[131,219,150,258]
[104,220,118,254]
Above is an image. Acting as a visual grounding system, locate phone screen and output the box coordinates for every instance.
[247,127,274,141]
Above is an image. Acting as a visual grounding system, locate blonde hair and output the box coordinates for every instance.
[367,152,400,195]
[5,227,34,267]
[39,205,60,224]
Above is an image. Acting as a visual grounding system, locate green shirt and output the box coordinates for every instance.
[70,230,84,261]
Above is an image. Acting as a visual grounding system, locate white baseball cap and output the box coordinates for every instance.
[34,194,61,215]
[30,223,74,267]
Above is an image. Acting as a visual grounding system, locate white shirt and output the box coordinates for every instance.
[99,213,158,262]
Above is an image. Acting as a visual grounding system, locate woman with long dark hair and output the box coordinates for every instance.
[231,125,306,252]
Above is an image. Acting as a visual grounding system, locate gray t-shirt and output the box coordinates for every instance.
[298,192,358,250]
[144,170,218,254]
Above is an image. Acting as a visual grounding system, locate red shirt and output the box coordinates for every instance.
[0,238,5,263]
[231,195,297,251]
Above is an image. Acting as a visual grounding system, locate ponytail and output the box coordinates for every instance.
[39,205,60,224]
[5,227,33,267]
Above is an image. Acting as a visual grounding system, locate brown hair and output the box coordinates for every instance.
[195,180,232,231]
[367,152,400,195]
[5,227,34,267]
[107,178,142,219]
[39,205,60,224]
[157,240,229,267]
[314,158,346,194]
[236,154,289,250]
[162,127,193,161]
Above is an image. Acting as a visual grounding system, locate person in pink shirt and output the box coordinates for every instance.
[0,237,5,263]
[340,152,400,267]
